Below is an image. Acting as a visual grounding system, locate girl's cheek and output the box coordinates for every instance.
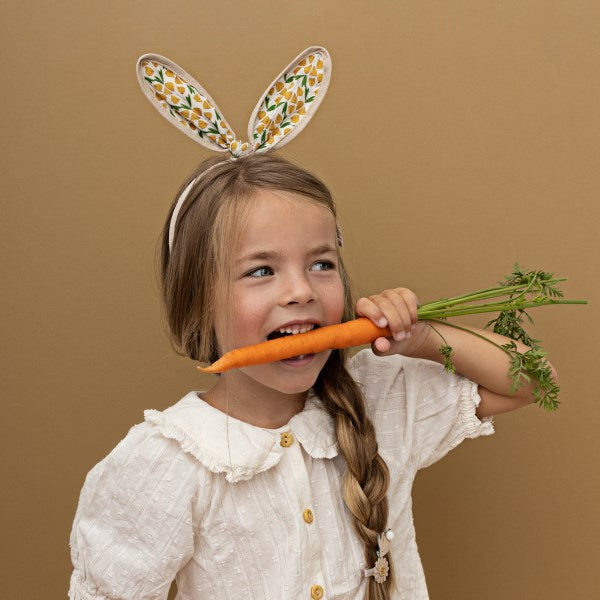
[237,298,271,332]
[330,279,346,321]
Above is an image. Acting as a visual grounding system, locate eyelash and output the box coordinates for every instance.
[245,260,335,278]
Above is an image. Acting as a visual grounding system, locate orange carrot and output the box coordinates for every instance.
[198,318,392,373]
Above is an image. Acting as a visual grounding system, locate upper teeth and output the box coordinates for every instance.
[278,324,316,335]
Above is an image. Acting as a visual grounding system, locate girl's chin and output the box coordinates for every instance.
[241,362,322,394]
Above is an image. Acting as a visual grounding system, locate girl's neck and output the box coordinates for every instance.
[201,374,308,429]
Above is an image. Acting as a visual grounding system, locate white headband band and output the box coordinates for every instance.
[168,158,344,254]
[168,161,227,252]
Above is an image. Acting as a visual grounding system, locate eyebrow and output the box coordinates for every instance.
[237,244,337,264]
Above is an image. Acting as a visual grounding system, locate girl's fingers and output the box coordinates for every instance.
[357,288,421,357]
[373,336,391,353]
[355,296,385,326]
[371,295,408,340]
[387,289,419,331]
[381,289,418,337]
[395,289,419,324]
[356,292,415,340]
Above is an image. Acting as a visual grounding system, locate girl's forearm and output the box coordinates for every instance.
[407,320,558,400]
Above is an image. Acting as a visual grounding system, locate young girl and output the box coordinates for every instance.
[68,49,556,600]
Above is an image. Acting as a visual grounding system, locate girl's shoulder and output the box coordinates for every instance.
[78,393,215,494]
[82,397,207,487]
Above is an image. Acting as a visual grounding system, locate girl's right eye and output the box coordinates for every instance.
[246,266,273,278]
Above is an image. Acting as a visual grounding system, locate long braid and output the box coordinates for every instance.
[314,349,394,600]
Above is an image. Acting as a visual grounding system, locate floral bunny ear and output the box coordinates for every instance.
[245,46,331,153]
[135,46,331,158]
[136,54,241,154]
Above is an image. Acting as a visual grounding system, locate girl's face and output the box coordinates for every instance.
[213,189,345,398]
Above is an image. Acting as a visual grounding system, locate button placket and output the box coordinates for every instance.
[277,431,325,597]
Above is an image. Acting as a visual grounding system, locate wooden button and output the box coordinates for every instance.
[280,432,294,447]
[303,508,314,524]
[310,584,324,599]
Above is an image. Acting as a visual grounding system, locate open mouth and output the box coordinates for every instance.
[266,323,320,341]
[266,324,320,360]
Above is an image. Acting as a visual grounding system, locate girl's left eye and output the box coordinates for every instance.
[312,260,335,271]
[246,266,274,278]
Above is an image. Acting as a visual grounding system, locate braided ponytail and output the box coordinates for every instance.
[314,349,394,600]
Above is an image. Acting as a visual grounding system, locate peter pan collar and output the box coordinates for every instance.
[144,390,338,483]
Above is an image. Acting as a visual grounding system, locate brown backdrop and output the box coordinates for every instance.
[2,1,598,598]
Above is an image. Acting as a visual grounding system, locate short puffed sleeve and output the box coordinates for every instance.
[68,421,202,600]
[347,349,495,472]
[404,355,495,469]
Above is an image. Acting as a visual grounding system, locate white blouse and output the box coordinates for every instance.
[69,350,494,600]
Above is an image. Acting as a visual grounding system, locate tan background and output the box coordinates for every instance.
[2,1,598,598]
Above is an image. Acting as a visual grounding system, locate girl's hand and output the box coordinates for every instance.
[355,288,430,357]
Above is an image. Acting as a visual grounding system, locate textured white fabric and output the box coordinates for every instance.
[69,350,494,600]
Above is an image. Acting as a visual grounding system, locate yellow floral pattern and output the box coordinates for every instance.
[140,60,248,155]
[249,51,324,152]
[137,47,329,158]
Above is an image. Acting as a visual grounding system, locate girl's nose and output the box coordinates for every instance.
[280,272,317,305]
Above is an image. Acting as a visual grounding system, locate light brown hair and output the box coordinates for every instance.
[157,152,394,599]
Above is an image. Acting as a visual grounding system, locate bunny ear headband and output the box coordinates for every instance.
[135,46,337,252]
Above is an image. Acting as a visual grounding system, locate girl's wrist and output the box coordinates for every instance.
[402,321,435,360]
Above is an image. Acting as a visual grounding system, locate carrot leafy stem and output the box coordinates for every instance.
[439,344,456,374]
[502,341,560,412]
[416,264,587,412]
